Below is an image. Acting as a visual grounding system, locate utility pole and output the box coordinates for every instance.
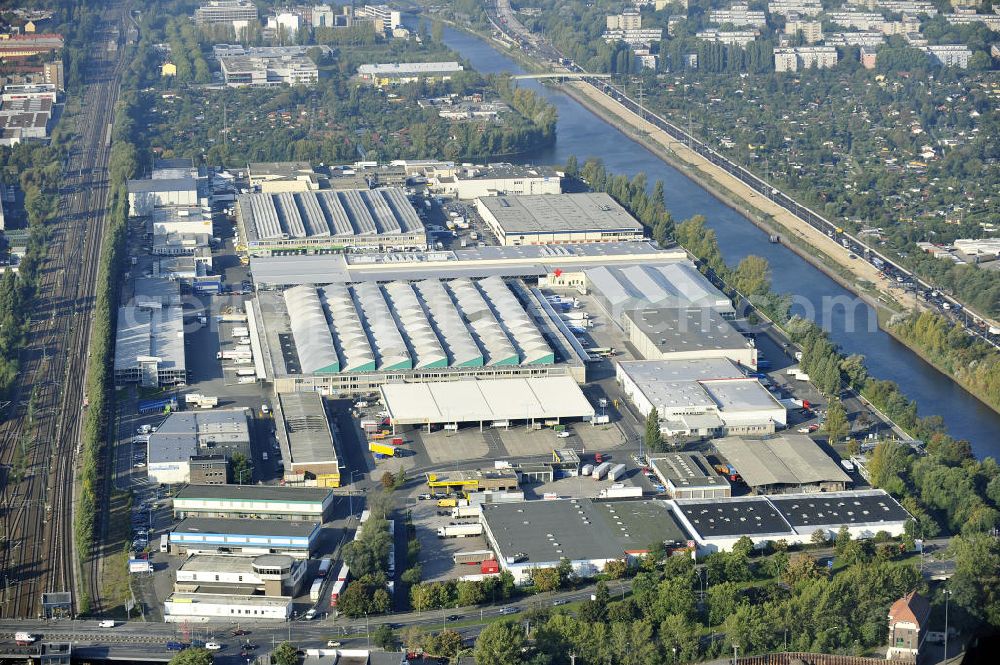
[943,588,951,665]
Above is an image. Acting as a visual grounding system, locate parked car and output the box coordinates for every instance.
[98,620,115,628]
[205,642,223,651]
[326,641,342,648]
[500,607,520,615]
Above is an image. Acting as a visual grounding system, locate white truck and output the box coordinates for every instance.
[437,523,483,538]
[451,505,481,519]
[184,394,218,408]
[236,368,256,377]
[232,326,250,338]
[599,484,643,499]
[607,463,627,482]
[592,462,612,481]
[218,349,252,360]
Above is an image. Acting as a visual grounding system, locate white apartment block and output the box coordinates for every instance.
[194,0,258,25]
[607,10,642,30]
[921,44,973,67]
[784,18,823,42]
[767,0,823,16]
[360,4,401,32]
[872,0,938,14]
[697,29,760,46]
[827,31,886,46]
[709,4,768,27]
[946,12,1000,30]
[602,28,664,45]
[827,11,885,30]
[633,48,659,69]
[774,45,838,71]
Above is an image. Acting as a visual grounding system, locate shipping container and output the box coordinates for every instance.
[481,560,500,574]
[580,464,594,476]
[608,463,627,482]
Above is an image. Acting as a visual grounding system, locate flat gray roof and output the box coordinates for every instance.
[768,490,910,531]
[713,435,852,488]
[147,409,249,464]
[703,379,786,411]
[113,304,186,375]
[174,484,333,503]
[586,263,734,314]
[128,177,198,194]
[624,308,750,354]
[277,393,339,465]
[478,193,642,235]
[673,496,794,538]
[173,517,319,537]
[179,554,257,574]
[650,452,730,490]
[482,498,688,565]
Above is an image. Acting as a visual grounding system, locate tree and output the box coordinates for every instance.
[564,154,578,177]
[530,566,561,592]
[425,630,463,659]
[732,536,754,559]
[949,534,1000,626]
[834,525,852,556]
[811,529,828,547]
[604,559,628,579]
[474,621,526,665]
[824,398,849,444]
[373,624,397,650]
[169,650,213,665]
[645,406,663,451]
[230,452,252,484]
[783,553,822,586]
[381,471,396,490]
[272,642,298,665]
[733,255,770,297]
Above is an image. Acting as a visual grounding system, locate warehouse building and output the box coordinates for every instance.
[247,161,322,192]
[480,498,688,584]
[649,452,732,499]
[431,163,562,200]
[189,455,228,485]
[127,177,200,216]
[149,206,212,236]
[671,489,910,553]
[172,484,334,520]
[113,301,186,388]
[169,517,320,557]
[275,392,341,488]
[174,553,307,597]
[616,359,784,439]
[235,188,426,255]
[622,308,756,368]
[164,593,291,623]
[255,276,589,393]
[219,52,319,87]
[582,262,735,319]
[476,193,645,246]
[145,409,251,484]
[357,61,464,85]
[425,469,520,493]
[713,435,851,494]
[249,242,686,288]
[381,376,595,431]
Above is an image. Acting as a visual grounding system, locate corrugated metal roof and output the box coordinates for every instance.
[412,279,483,367]
[320,284,375,372]
[714,436,851,488]
[476,277,553,365]
[383,282,448,369]
[447,278,518,366]
[352,282,411,371]
[283,286,340,374]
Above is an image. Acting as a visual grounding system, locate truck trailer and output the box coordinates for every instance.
[437,523,483,538]
[607,463,627,482]
[592,462,612,480]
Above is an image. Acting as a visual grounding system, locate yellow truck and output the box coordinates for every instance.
[437,498,458,508]
[369,442,396,457]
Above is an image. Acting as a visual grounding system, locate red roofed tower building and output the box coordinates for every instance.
[887,591,930,661]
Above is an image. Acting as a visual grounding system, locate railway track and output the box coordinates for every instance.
[0,5,125,619]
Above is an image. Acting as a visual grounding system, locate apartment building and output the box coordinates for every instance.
[774,45,838,72]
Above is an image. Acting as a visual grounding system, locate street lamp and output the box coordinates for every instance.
[732,644,739,665]
[943,588,952,665]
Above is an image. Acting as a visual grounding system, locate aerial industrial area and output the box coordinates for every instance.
[0,0,995,664]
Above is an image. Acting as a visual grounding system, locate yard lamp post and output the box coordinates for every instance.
[943,588,952,665]
[732,644,739,665]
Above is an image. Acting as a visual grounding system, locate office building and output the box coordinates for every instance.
[480,498,689,584]
[127,178,199,216]
[194,0,259,26]
[476,193,645,246]
[220,51,319,87]
[425,469,520,493]
[172,484,335,520]
[266,12,301,36]
[709,4,767,27]
[713,435,852,494]
[622,307,757,367]
[149,206,212,236]
[275,392,341,488]
[164,592,291,622]
[616,359,784,437]
[169,517,320,557]
[235,187,426,255]
[357,62,465,85]
[649,452,732,499]
[431,163,562,200]
[671,489,910,553]
[174,553,307,597]
[113,298,186,388]
[189,455,229,485]
[359,5,402,32]
[921,44,973,67]
[247,160,322,192]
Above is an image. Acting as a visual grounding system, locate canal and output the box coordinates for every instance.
[439,24,1000,458]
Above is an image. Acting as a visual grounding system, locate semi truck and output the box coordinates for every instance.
[184,394,218,408]
[232,327,250,338]
[592,461,612,480]
[309,578,324,602]
[236,368,256,377]
[608,463,627,482]
[317,558,332,577]
[218,349,252,360]
[437,523,483,538]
